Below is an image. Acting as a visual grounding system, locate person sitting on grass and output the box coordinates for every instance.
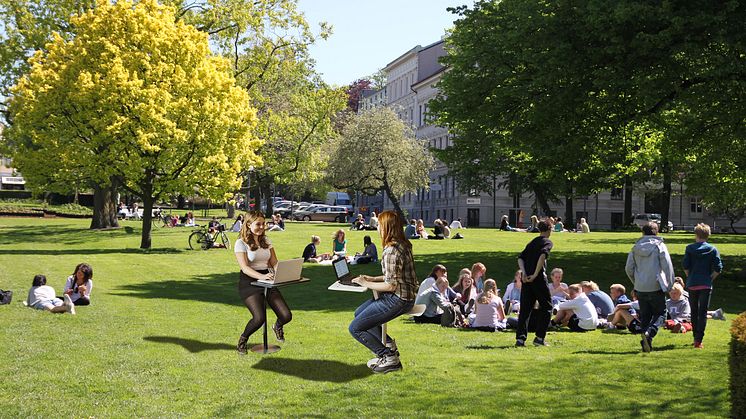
[368,212,379,230]
[469,279,507,331]
[471,262,487,293]
[267,214,284,232]
[502,270,522,314]
[27,274,75,315]
[416,219,429,239]
[302,235,329,263]
[428,219,446,240]
[231,214,243,232]
[554,217,566,232]
[418,264,447,297]
[552,284,598,332]
[548,268,569,305]
[414,277,455,324]
[352,214,366,230]
[354,235,378,264]
[664,283,692,334]
[581,280,615,322]
[404,219,419,239]
[607,283,637,329]
[64,263,93,306]
[331,229,347,259]
[452,270,477,315]
[449,218,464,229]
[499,214,516,231]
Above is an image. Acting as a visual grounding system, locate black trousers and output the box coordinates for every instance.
[636,290,666,339]
[516,279,552,341]
[690,288,712,343]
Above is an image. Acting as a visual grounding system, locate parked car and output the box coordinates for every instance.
[292,204,328,221]
[298,206,348,223]
[633,213,674,230]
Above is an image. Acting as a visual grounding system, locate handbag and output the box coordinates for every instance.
[0,289,13,305]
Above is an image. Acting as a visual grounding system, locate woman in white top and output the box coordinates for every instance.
[548,267,569,305]
[64,263,93,306]
[470,279,506,331]
[234,211,292,354]
[27,274,75,314]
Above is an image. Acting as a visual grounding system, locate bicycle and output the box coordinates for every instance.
[151,210,174,228]
[188,222,231,250]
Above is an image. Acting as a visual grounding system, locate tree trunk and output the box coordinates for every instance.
[177,194,186,209]
[661,163,672,232]
[251,178,261,212]
[382,180,406,223]
[564,183,574,227]
[533,186,551,215]
[263,182,273,217]
[226,201,235,219]
[624,176,633,226]
[90,179,119,229]
[140,190,154,249]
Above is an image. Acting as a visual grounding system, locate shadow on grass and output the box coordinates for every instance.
[143,336,235,353]
[581,234,746,246]
[0,248,186,255]
[251,357,371,382]
[465,344,515,350]
[573,344,676,355]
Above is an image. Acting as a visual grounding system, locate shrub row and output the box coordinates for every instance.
[731,311,746,419]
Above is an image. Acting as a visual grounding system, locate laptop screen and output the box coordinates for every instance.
[333,257,350,280]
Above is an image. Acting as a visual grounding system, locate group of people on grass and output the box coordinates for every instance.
[302,230,379,264]
[25,263,94,315]
[500,214,590,233]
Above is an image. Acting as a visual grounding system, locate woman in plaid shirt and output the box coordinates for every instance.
[349,210,419,374]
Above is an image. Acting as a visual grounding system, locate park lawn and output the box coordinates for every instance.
[0,217,743,417]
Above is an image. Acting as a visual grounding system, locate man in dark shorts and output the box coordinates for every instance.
[516,220,554,347]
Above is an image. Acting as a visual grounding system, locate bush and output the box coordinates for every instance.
[0,190,33,200]
[731,311,746,419]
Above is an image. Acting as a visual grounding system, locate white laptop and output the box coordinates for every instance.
[256,258,304,284]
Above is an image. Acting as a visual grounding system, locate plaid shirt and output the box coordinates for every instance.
[381,243,419,301]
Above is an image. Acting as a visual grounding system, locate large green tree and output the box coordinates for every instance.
[6,0,260,248]
[327,107,434,221]
[432,0,746,227]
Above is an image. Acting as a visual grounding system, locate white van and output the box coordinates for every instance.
[326,192,352,212]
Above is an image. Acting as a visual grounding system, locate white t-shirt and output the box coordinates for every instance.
[235,237,273,270]
[64,276,93,301]
[558,293,598,330]
[27,285,56,307]
[417,276,436,297]
[449,220,463,229]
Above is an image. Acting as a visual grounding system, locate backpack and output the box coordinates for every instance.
[440,304,467,328]
[0,289,13,305]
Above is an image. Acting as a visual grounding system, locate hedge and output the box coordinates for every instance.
[731,311,746,419]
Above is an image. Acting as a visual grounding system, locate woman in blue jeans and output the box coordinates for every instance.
[349,211,419,374]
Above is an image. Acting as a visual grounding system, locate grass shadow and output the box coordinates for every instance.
[143,336,235,353]
[0,248,186,255]
[465,344,515,350]
[573,344,677,355]
[250,357,371,382]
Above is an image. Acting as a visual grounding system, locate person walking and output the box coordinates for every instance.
[515,220,554,347]
[349,210,419,374]
[625,222,675,353]
[683,223,723,349]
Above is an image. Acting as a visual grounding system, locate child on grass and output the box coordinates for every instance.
[664,283,692,334]
[27,274,75,314]
[469,279,507,331]
[553,284,598,332]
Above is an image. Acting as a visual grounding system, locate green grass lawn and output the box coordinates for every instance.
[1,217,743,417]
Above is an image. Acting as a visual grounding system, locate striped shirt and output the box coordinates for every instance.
[381,243,419,301]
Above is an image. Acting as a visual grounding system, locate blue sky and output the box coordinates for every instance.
[296,0,470,87]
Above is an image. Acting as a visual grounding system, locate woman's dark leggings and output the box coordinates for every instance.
[689,288,712,343]
[241,289,292,338]
[73,297,90,306]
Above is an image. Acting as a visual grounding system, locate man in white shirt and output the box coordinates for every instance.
[449,218,464,229]
[552,284,598,332]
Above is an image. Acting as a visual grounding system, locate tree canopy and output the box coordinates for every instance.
[327,107,434,221]
[431,0,746,227]
[6,0,260,248]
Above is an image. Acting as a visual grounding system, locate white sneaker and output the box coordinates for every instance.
[367,340,398,369]
[372,354,402,374]
[63,295,76,315]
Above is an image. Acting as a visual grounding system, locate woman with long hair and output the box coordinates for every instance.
[234,211,292,354]
[452,270,477,315]
[349,211,419,374]
[470,279,506,331]
[332,229,347,257]
[64,263,93,306]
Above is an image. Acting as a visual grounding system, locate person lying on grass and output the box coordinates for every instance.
[27,274,75,315]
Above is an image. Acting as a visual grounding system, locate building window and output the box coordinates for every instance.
[690,197,703,213]
[610,188,623,200]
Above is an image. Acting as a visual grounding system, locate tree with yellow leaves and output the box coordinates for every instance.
[6,0,261,248]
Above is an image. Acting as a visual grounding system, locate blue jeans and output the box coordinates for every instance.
[689,288,712,343]
[349,293,414,357]
[636,290,666,339]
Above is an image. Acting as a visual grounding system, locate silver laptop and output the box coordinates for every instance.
[257,258,304,284]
